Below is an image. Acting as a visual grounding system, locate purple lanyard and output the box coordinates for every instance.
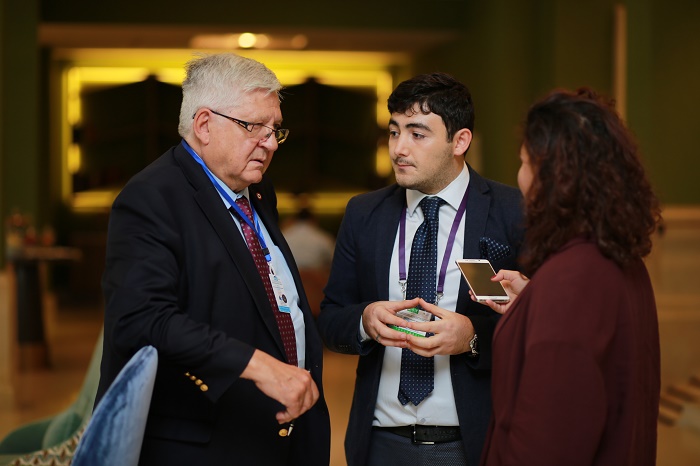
[398,186,469,305]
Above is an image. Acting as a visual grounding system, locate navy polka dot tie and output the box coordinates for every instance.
[398,196,445,406]
[232,197,298,366]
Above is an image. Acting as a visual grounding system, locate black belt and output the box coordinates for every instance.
[374,425,461,444]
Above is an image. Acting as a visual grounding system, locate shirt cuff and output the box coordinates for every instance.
[359,316,371,342]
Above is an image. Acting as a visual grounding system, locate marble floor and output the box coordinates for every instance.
[1,207,699,466]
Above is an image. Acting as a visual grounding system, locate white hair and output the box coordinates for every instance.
[178,53,282,138]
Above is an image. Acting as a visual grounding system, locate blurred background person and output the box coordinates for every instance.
[282,194,335,317]
[479,87,662,466]
[283,206,335,270]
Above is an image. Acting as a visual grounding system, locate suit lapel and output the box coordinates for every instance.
[456,165,492,312]
[463,166,491,258]
[174,145,285,357]
[374,188,405,300]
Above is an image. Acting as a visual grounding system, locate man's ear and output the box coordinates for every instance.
[192,109,212,145]
[452,128,473,156]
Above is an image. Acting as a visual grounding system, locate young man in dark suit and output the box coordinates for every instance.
[97,53,330,465]
[318,73,524,466]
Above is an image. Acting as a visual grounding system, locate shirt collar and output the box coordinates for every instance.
[406,163,470,216]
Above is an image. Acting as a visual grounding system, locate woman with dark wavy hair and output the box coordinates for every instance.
[477,88,661,466]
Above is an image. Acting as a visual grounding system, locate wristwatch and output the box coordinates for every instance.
[468,333,479,356]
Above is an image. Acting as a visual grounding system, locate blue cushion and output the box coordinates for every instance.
[71,346,158,466]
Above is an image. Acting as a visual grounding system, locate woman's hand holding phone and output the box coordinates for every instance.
[470,269,530,314]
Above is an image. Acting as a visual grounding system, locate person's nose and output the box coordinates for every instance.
[259,133,278,150]
[391,134,409,158]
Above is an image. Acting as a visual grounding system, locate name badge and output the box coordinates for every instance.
[269,272,291,313]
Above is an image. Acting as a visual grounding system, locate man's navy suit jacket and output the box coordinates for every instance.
[97,142,330,465]
[318,165,524,466]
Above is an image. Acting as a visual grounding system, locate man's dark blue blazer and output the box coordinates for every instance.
[318,164,524,466]
[97,142,330,465]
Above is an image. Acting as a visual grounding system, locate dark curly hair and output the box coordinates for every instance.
[387,72,474,142]
[519,87,661,275]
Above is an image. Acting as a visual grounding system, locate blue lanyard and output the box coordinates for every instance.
[181,139,272,262]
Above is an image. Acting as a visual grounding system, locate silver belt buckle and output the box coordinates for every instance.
[412,425,435,445]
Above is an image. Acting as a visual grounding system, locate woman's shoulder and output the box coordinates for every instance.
[529,238,627,303]
[541,238,620,276]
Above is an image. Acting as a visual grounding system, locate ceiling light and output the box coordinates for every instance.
[238,33,257,48]
[190,32,309,50]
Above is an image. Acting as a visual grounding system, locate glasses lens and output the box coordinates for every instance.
[253,125,278,142]
[276,129,289,144]
[248,124,288,144]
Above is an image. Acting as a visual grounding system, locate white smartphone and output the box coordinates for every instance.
[455,259,510,303]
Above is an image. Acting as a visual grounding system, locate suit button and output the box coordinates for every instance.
[190,375,196,381]
[200,384,208,392]
[195,379,203,386]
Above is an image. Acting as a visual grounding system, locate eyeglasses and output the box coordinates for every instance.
[208,109,289,144]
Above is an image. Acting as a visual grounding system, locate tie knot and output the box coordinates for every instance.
[419,196,445,221]
[235,197,254,222]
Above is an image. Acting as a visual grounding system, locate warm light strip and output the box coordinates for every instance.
[53,48,408,71]
[71,189,360,215]
[72,190,121,212]
[66,67,81,125]
[73,67,184,85]
[156,68,187,85]
[65,68,82,182]
[277,192,363,215]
